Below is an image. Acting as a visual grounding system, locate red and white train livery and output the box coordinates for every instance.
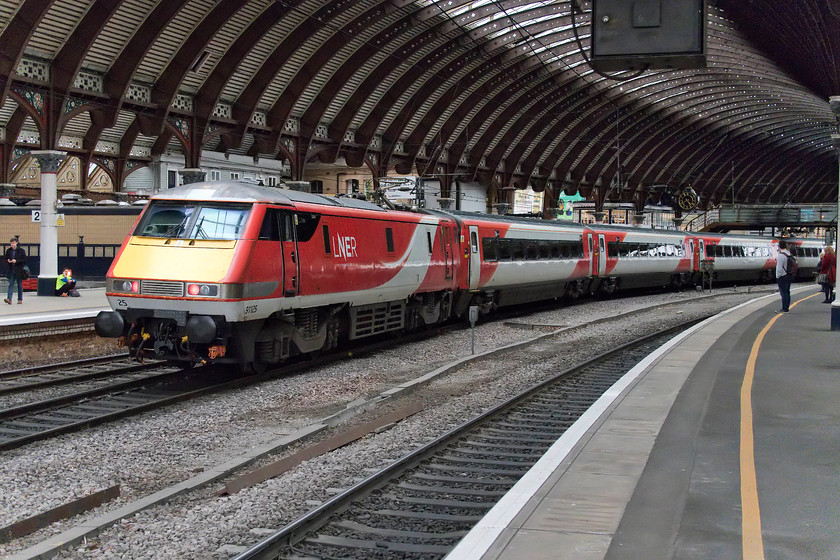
[95,181,822,371]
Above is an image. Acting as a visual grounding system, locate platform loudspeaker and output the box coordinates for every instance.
[590,0,707,72]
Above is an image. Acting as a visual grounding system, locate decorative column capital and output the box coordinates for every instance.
[178,168,206,185]
[30,150,67,174]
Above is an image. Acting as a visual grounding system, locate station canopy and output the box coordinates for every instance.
[0,0,838,209]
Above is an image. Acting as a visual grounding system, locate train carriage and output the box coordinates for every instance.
[447,211,590,312]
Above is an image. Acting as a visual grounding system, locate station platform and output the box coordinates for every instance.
[447,284,839,560]
[0,287,109,327]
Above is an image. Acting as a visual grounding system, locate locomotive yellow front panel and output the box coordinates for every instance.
[112,238,237,282]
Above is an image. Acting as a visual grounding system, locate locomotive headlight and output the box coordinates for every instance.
[186,283,219,297]
[113,279,139,293]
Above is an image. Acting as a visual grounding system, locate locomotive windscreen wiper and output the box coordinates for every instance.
[193,217,208,239]
[161,215,190,237]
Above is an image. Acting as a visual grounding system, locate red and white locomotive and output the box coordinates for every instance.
[95,181,822,371]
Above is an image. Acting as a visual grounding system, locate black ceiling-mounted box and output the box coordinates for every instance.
[590,0,707,72]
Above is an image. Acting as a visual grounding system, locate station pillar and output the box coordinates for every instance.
[31,150,67,296]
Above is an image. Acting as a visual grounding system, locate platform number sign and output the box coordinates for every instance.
[30,210,65,225]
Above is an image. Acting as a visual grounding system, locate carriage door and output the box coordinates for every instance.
[281,212,300,296]
[589,233,606,277]
[698,239,706,270]
[468,225,480,289]
[598,235,607,274]
[440,224,453,280]
[689,239,696,271]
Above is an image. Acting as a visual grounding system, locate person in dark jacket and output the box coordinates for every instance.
[775,239,793,313]
[818,246,836,303]
[4,238,27,304]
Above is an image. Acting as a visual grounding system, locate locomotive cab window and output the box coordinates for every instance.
[295,213,321,242]
[136,202,250,240]
[259,208,282,241]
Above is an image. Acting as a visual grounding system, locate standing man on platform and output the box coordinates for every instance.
[776,239,793,313]
[4,238,27,305]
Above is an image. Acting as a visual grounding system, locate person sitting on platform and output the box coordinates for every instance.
[55,268,79,297]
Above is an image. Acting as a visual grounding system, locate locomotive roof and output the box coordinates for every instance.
[152,181,294,204]
[150,181,385,211]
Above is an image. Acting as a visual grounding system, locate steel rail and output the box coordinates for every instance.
[0,356,159,395]
[233,317,708,560]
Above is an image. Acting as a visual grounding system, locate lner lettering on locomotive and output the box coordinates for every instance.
[333,234,358,260]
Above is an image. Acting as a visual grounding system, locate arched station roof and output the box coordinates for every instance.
[0,0,838,210]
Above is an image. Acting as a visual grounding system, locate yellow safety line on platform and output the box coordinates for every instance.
[740,292,819,559]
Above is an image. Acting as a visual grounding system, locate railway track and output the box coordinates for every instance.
[233,319,703,560]
[0,354,159,395]
[0,320,460,453]
[0,361,194,451]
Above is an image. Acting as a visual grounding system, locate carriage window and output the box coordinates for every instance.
[385,228,395,252]
[550,242,561,258]
[538,241,550,259]
[512,240,525,260]
[427,231,433,254]
[498,238,512,260]
[482,237,498,261]
[525,241,538,260]
[607,241,620,257]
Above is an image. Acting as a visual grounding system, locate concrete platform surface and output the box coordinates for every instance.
[0,287,109,326]
[447,284,839,560]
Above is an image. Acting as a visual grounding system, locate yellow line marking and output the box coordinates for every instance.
[740,292,820,559]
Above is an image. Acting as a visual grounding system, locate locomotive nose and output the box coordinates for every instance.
[95,311,125,338]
